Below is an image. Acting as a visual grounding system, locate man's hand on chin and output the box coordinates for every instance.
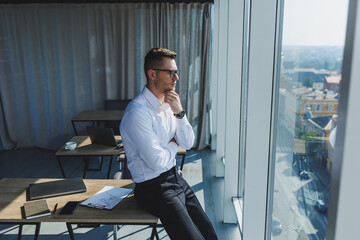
[164,90,183,115]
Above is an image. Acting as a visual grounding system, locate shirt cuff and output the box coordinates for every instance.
[168,141,178,154]
[176,115,190,126]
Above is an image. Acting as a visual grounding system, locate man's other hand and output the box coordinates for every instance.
[170,137,178,145]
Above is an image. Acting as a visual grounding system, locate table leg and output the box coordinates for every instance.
[57,156,66,178]
[16,223,41,240]
[113,225,118,240]
[67,223,75,240]
[180,154,186,171]
[99,156,104,170]
[71,121,78,136]
[34,223,41,240]
[150,225,160,240]
[107,156,114,179]
[17,224,23,240]
[83,157,88,179]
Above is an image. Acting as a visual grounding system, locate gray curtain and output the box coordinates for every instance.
[0,3,212,150]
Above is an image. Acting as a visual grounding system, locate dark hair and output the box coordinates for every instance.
[144,47,177,81]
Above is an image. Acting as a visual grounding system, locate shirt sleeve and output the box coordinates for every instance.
[120,109,178,170]
[174,115,195,150]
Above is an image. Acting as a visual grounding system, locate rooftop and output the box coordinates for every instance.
[291,87,338,100]
[310,115,333,128]
[325,75,342,84]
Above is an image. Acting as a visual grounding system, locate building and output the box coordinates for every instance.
[324,75,342,93]
[283,68,337,90]
[303,115,337,172]
[294,87,338,118]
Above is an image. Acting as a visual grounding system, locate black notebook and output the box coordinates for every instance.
[23,199,51,220]
[28,178,87,200]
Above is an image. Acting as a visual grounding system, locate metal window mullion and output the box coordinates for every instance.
[211,1,219,151]
[326,0,360,239]
[223,0,244,224]
[237,0,250,200]
[214,0,228,177]
[265,0,284,239]
[241,0,278,239]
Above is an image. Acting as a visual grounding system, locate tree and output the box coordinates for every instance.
[301,130,320,155]
[303,77,314,88]
[301,130,318,140]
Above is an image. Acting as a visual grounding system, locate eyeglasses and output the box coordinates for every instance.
[152,69,179,78]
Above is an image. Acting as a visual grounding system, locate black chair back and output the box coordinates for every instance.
[105,99,132,135]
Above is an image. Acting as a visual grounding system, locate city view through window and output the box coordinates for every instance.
[269,0,349,239]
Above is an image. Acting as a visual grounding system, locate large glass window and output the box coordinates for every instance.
[268,0,348,239]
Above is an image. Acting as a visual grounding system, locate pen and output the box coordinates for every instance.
[53,203,58,214]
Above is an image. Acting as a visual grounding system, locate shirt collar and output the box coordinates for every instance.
[142,86,169,111]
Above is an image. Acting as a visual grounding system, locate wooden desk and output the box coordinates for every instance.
[57,136,187,179]
[0,178,158,240]
[56,136,124,179]
[71,110,124,135]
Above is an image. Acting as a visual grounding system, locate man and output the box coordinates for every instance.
[120,47,217,240]
[303,106,313,119]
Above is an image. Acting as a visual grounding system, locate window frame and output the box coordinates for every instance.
[212,0,360,239]
[241,0,279,239]
[326,1,360,239]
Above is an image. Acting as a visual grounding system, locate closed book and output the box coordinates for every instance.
[23,199,51,220]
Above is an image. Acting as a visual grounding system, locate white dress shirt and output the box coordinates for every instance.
[120,86,194,183]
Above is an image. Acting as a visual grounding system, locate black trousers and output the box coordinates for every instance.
[134,167,218,240]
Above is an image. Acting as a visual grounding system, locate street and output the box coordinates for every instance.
[271,146,330,240]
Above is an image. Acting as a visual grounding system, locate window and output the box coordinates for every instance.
[325,104,329,112]
[304,104,309,111]
[316,104,321,112]
[267,0,349,239]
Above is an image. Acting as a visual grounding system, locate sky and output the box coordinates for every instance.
[282,0,349,46]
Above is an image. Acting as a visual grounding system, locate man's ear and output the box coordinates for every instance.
[147,69,156,80]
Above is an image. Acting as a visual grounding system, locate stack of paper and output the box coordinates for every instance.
[81,186,133,210]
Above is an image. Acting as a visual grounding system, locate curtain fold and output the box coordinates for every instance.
[0,3,212,150]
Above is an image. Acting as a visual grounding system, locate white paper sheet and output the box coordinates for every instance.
[81,186,133,210]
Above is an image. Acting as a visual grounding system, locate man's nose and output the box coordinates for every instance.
[173,73,179,80]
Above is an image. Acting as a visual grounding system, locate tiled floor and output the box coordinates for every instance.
[0,148,241,240]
